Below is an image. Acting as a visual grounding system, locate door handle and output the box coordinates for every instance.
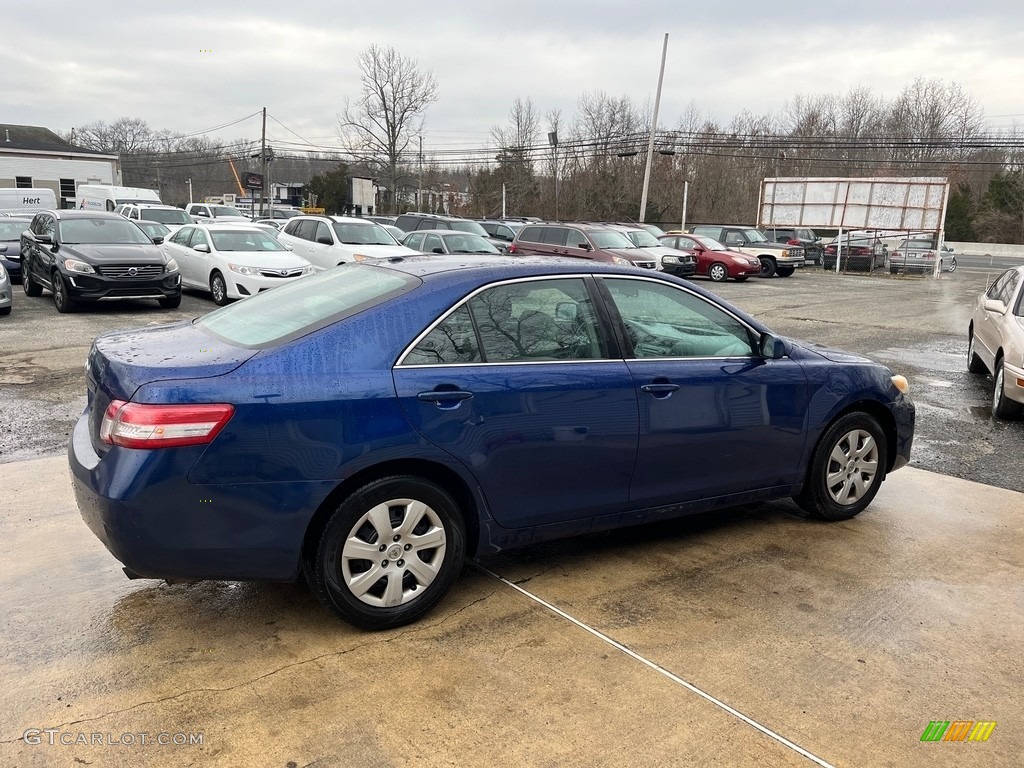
[417,390,474,409]
[640,383,680,397]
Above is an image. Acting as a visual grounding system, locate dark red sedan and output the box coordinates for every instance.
[658,233,762,282]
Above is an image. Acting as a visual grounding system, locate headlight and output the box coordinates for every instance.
[662,255,680,264]
[352,253,372,262]
[228,263,261,276]
[63,259,95,274]
[164,258,179,273]
[780,249,790,257]
[0,264,6,279]
[611,256,631,266]
[301,265,316,275]
[891,375,910,394]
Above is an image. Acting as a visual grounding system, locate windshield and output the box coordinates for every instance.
[742,228,769,243]
[211,206,245,217]
[137,222,170,237]
[332,221,399,245]
[59,218,153,245]
[443,234,500,254]
[625,229,662,247]
[210,230,286,252]
[449,220,489,236]
[590,230,636,249]
[0,221,29,241]
[142,208,192,225]
[198,264,418,347]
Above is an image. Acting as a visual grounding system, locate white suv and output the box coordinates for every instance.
[277,215,419,271]
[114,204,193,232]
[184,203,251,223]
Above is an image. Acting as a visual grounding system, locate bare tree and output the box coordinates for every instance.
[338,45,439,213]
[491,97,540,216]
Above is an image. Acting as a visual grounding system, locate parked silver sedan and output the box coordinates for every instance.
[967,265,1024,419]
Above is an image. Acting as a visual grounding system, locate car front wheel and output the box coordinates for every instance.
[708,262,728,282]
[309,476,466,630]
[992,358,1023,420]
[758,258,777,278]
[777,267,795,277]
[796,412,887,521]
[52,272,78,313]
[210,271,229,306]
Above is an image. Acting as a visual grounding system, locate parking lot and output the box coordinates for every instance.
[1,267,1022,766]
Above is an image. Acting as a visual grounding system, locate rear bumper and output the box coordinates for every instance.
[68,411,327,582]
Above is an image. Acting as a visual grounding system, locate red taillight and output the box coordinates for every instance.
[100,400,234,449]
[508,243,518,253]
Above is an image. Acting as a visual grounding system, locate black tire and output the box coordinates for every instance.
[992,357,1023,420]
[0,306,10,316]
[159,294,182,309]
[23,262,42,297]
[209,271,229,306]
[308,476,466,630]
[947,257,957,273]
[777,267,795,277]
[758,257,777,278]
[52,272,78,313]
[708,262,728,282]
[734,276,749,282]
[967,329,986,374]
[796,412,887,521]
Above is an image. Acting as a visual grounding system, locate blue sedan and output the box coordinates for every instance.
[70,256,914,629]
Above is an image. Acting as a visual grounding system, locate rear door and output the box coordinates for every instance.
[393,276,639,528]
[598,275,810,506]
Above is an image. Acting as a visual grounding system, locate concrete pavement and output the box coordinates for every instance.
[0,455,1020,767]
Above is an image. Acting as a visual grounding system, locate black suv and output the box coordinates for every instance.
[761,227,822,265]
[509,223,659,269]
[394,212,508,251]
[20,210,181,313]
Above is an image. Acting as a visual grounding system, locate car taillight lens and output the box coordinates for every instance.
[100,400,234,449]
[508,243,518,253]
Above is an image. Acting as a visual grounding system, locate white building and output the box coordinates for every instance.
[0,124,121,209]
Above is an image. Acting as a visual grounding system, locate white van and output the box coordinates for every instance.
[0,187,58,214]
[77,185,161,212]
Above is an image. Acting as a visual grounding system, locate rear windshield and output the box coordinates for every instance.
[142,208,192,225]
[197,263,419,347]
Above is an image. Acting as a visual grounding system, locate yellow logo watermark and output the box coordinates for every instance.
[920,721,996,742]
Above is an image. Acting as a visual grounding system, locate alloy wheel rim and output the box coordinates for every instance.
[212,278,224,302]
[993,367,1003,410]
[825,429,879,505]
[340,498,447,608]
[710,265,725,281]
[54,278,64,305]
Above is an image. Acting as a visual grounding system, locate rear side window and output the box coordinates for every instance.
[518,226,543,243]
[295,220,318,241]
[541,227,569,246]
[199,264,419,347]
[403,305,480,365]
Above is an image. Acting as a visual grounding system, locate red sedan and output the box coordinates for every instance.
[658,233,762,282]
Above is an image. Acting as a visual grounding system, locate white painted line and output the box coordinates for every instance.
[476,564,838,768]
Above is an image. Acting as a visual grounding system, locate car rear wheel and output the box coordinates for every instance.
[992,358,1023,420]
[309,476,466,630]
[796,412,887,521]
[708,263,728,282]
[22,262,42,297]
[210,271,229,306]
[52,272,78,313]
[967,330,986,374]
[758,258,777,278]
[777,267,795,277]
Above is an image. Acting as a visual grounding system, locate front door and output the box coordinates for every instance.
[598,276,810,506]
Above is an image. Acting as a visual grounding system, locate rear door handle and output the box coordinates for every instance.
[640,383,680,397]
[417,390,474,409]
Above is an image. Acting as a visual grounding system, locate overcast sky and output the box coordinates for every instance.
[5,1,1024,157]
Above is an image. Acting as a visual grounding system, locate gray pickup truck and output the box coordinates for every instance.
[689,225,805,278]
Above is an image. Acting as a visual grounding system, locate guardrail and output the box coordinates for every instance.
[945,242,1024,259]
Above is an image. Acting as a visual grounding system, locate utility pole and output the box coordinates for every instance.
[260,107,267,216]
[418,136,423,212]
[639,33,669,223]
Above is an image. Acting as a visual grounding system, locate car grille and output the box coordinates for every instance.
[635,260,658,269]
[95,264,165,279]
[258,268,306,278]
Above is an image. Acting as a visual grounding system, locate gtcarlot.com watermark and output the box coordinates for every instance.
[24,729,204,747]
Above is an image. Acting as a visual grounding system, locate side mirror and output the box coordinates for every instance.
[432,247,444,254]
[36,233,52,244]
[194,243,211,253]
[284,244,293,251]
[983,298,1007,314]
[317,235,333,245]
[578,242,592,251]
[759,332,789,360]
[555,301,578,322]
[152,236,164,245]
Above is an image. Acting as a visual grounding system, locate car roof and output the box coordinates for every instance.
[46,210,122,220]
[406,229,484,237]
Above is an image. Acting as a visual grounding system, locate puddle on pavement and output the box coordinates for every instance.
[969,405,993,419]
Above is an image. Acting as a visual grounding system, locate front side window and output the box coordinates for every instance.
[603,277,756,359]
[404,233,424,250]
[314,222,332,244]
[469,278,605,362]
[189,229,210,249]
[423,234,443,253]
[987,270,1012,301]
[295,220,318,241]
[170,226,194,245]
